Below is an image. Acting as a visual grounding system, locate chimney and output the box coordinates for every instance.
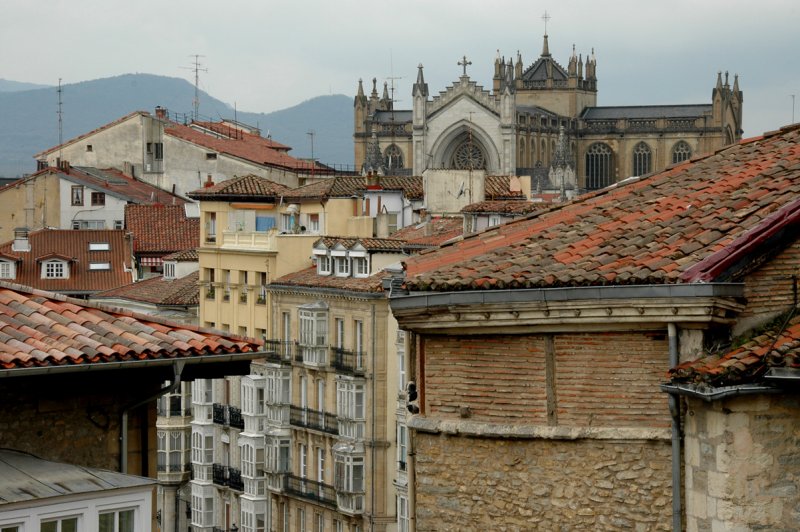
[204,174,214,188]
[155,106,167,120]
[59,160,70,173]
[122,161,134,178]
[12,227,30,253]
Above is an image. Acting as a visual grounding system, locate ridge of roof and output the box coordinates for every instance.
[33,111,149,158]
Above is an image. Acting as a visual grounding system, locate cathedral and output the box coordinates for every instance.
[353,32,743,200]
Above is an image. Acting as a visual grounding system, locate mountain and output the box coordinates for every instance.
[0,74,353,178]
[0,79,52,92]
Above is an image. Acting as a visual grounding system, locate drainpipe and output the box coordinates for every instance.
[667,323,681,532]
[120,360,185,473]
[370,303,377,532]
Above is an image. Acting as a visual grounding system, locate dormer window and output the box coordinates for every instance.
[42,259,68,279]
[335,257,350,277]
[317,255,331,276]
[164,261,177,280]
[352,257,369,278]
[0,260,15,279]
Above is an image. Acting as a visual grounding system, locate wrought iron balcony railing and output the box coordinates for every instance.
[284,474,337,508]
[263,339,294,365]
[212,464,244,491]
[212,403,244,429]
[289,406,338,435]
[331,347,366,375]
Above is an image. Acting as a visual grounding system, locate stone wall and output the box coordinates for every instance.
[684,394,800,532]
[414,432,672,531]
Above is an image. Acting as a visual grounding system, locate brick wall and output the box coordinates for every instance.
[684,394,800,532]
[740,237,800,320]
[414,432,673,531]
[422,331,670,428]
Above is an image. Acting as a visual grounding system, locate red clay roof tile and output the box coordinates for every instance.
[125,204,199,254]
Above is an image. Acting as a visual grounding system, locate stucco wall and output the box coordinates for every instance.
[684,394,800,532]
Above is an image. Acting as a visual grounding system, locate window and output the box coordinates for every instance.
[1,526,21,532]
[40,517,79,532]
[42,260,68,279]
[114,220,124,229]
[255,215,276,232]
[315,513,324,532]
[299,305,328,365]
[240,271,248,303]
[353,256,368,277]
[336,379,365,439]
[89,262,111,270]
[335,318,345,349]
[0,261,15,280]
[334,453,364,493]
[398,495,409,532]
[281,213,294,232]
[384,144,404,169]
[72,219,105,230]
[397,333,406,392]
[334,519,344,532]
[335,256,350,277]
[488,215,502,227]
[71,186,84,206]
[354,320,364,370]
[91,192,106,206]
[204,268,216,299]
[308,213,320,233]
[99,509,134,532]
[632,142,652,176]
[386,213,399,235]
[317,446,326,483]
[206,212,217,243]
[192,428,214,464]
[206,152,218,160]
[223,270,231,301]
[397,423,408,471]
[86,144,93,152]
[163,261,176,280]
[191,484,214,528]
[585,142,613,190]
[300,443,308,479]
[89,242,110,251]
[297,508,306,532]
[317,255,331,276]
[672,141,692,164]
[257,272,267,304]
[266,437,291,473]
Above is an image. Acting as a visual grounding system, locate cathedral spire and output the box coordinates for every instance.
[370,78,379,99]
[716,71,723,91]
[413,63,428,98]
[362,130,385,176]
[542,34,550,57]
[733,73,740,93]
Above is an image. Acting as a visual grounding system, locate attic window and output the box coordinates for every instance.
[89,242,110,251]
[317,255,332,276]
[91,192,106,206]
[164,261,176,280]
[42,260,68,279]
[89,262,111,270]
[0,260,15,280]
[86,144,93,152]
[206,153,218,160]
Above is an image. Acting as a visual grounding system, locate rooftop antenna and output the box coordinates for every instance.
[57,78,63,163]
[181,55,207,121]
[792,94,796,124]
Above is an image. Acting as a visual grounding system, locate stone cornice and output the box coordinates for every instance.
[427,75,499,118]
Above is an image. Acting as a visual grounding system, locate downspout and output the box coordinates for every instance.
[370,302,377,532]
[120,360,185,473]
[667,323,681,532]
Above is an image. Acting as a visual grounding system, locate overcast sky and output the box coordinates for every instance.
[3,0,798,137]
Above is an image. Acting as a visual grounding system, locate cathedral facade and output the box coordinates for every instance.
[353,33,743,193]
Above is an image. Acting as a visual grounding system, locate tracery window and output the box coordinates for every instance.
[585,142,613,190]
[451,141,486,170]
[383,144,404,170]
[632,142,652,176]
[672,141,692,164]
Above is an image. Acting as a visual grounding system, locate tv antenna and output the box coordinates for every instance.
[181,55,207,121]
[57,78,64,162]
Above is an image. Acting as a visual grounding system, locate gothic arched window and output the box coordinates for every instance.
[671,141,691,164]
[384,144,404,170]
[585,142,613,190]
[632,142,652,176]
[530,142,536,165]
[519,138,526,167]
[541,139,547,165]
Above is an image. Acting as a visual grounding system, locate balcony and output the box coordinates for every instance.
[220,230,278,251]
[284,474,337,508]
[212,404,245,429]
[338,419,366,440]
[336,492,365,515]
[331,348,365,376]
[212,464,244,491]
[265,404,290,426]
[263,339,294,365]
[157,395,191,417]
[289,406,338,435]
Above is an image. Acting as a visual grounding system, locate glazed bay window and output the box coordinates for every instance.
[299,303,328,366]
[191,483,215,529]
[333,443,365,514]
[241,375,266,434]
[191,426,215,481]
[265,367,291,425]
[241,499,268,532]
[157,430,185,473]
[265,435,292,491]
[240,438,267,496]
[397,423,408,471]
[98,509,134,532]
[336,378,365,439]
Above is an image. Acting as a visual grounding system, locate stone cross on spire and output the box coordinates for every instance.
[542,10,551,34]
[458,55,472,77]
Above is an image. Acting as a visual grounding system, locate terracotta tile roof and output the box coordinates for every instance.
[0,229,133,294]
[33,112,148,159]
[484,175,526,200]
[191,121,291,151]
[270,267,385,293]
[317,236,407,252]
[669,313,800,386]
[391,217,463,247]
[367,176,424,201]
[165,123,320,172]
[283,177,365,200]
[125,205,199,254]
[461,200,548,215]
[405,124,800,291]
[94,271,199,306]
[163,249,198,262]
[187,174,293,200]
[0,280,261,370]
[31,166,185,205]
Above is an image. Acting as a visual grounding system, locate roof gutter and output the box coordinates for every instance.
[390,283,744,311]
[0,350,271,379]
[659,382,780,402]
